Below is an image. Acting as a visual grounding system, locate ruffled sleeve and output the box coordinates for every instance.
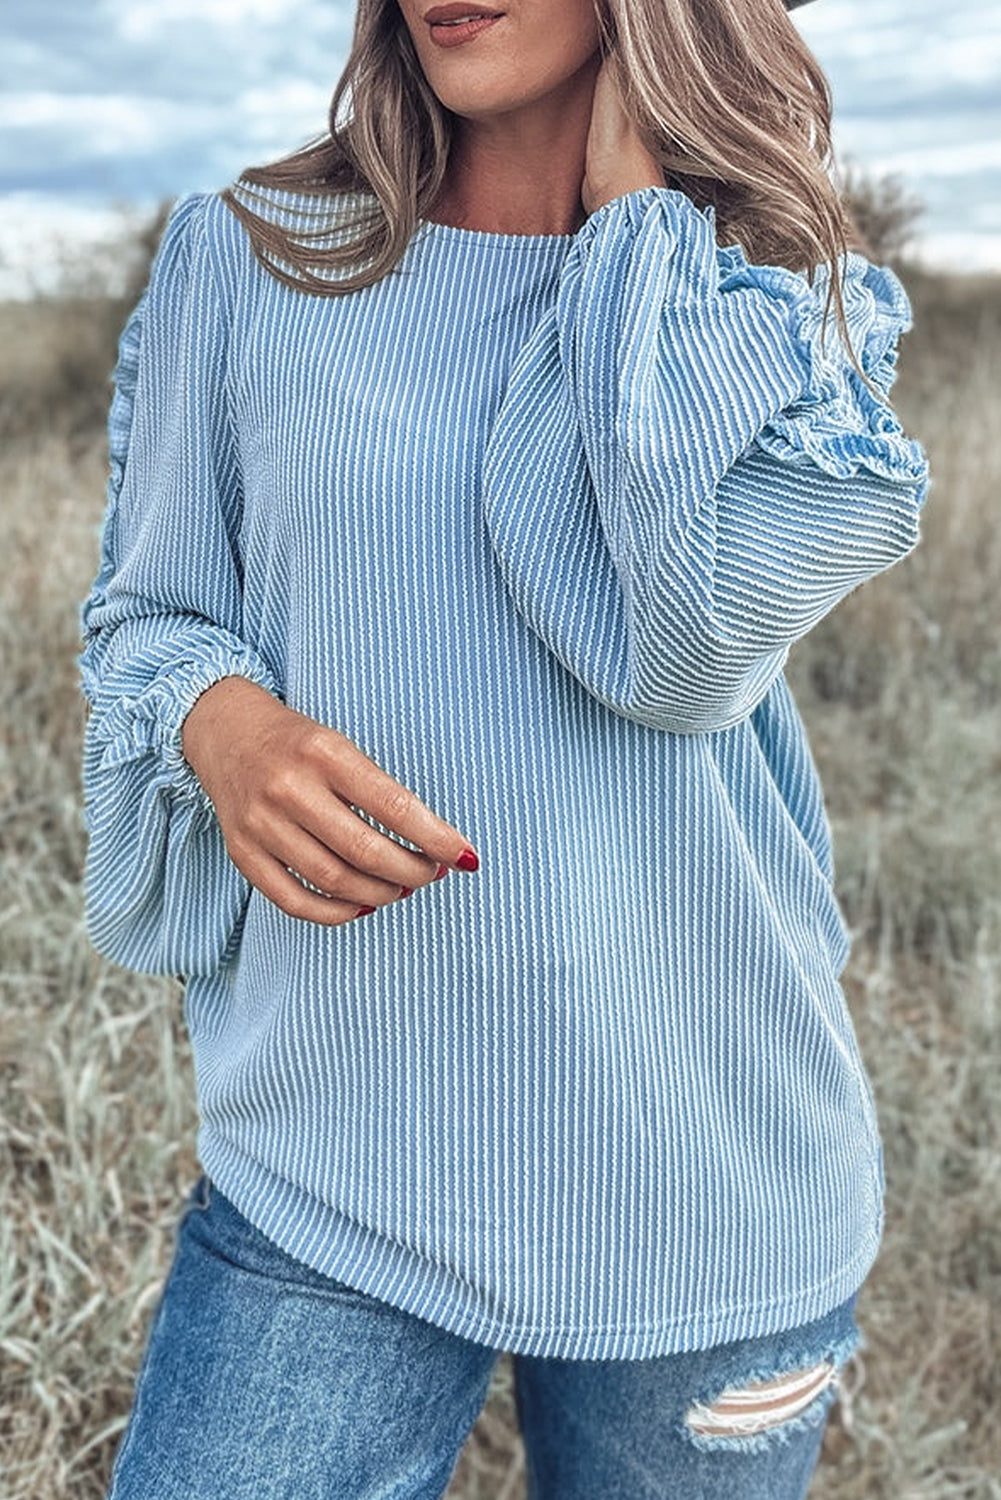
[481,185,931,734]
[78,190,282,977]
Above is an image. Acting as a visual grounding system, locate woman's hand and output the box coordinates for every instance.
[180,676,479,925]
[582,52,663,217]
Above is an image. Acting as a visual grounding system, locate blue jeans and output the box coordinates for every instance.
[105,1173,863,1500]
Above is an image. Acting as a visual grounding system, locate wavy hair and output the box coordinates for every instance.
[221,0,879,389]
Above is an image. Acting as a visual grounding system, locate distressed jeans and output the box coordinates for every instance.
[104,1173,863,1500]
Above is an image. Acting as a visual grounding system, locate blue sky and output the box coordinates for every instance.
[1,0,998,294]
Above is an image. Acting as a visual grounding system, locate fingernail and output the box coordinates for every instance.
[433,864,449,881]
[399,887,414,898]
[456,848,479,872]
[355,905,377,917]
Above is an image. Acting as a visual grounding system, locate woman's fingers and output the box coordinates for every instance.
[247,818,414,911]
[293,798,443,893]
[239,851,365,926]
[314,728,479,874]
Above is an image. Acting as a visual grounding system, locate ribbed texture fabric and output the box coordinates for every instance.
[78,184,931,1360]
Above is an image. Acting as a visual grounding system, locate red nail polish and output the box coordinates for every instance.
[355,905,377,917]
[399,887,414,898]
[456,848,479,872]
[433,864,449,881]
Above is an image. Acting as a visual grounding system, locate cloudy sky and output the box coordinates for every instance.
[1,0,998,294]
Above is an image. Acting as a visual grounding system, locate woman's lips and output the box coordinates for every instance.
[428,14,504,48]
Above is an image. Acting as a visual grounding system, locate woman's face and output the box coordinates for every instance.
[395,0,603,121]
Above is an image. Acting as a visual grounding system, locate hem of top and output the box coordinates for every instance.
[194,1126,882,1361]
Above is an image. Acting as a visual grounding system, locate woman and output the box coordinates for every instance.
[79,0,931,1496]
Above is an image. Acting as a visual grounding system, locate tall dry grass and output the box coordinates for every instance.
[1,210,999,1498]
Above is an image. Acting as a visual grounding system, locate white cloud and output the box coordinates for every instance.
[114,0,300,41]
[0,91,223,160]
[911,231,1001,275]
[236,79,334,129]
[0,195,156,299]
[853,138,1001,181]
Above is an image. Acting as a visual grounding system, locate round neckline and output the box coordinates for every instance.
[415,216,582,248]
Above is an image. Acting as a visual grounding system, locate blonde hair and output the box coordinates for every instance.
[221,0,879,389]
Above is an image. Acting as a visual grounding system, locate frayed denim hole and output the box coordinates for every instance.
[676,1320,863,1456]
[681,1375,842,1457]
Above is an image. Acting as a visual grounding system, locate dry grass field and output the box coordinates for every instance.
[1,222,999,1498]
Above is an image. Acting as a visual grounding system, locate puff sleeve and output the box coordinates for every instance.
[77,191,282,977]
[481,185,932,733]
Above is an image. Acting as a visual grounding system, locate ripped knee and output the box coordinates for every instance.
[683,1359,838,1449]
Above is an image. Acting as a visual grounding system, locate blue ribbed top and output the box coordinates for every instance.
[78,182,931,1360]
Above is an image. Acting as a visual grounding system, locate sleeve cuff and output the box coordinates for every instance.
[90,636,283,823]
[718,245,931,495]
[163,652,283,817]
